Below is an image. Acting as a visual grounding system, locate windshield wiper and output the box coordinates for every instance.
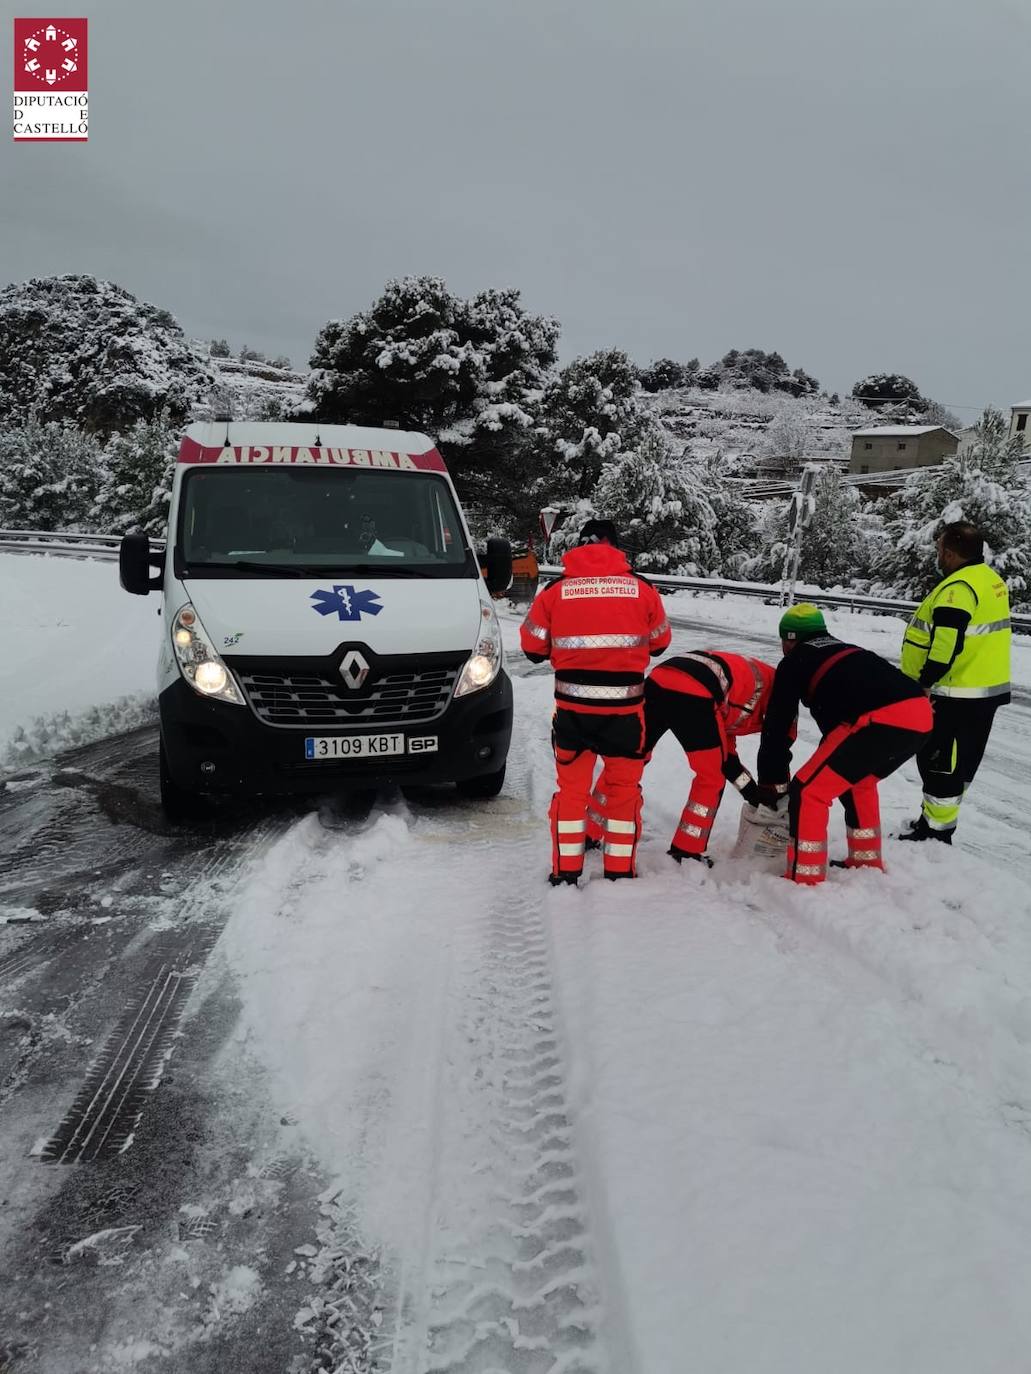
[186,560,310,576]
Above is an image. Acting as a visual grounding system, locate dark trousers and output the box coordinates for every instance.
[917,697,1000,834]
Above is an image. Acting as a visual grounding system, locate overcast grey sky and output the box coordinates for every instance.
[3,0,1030,412]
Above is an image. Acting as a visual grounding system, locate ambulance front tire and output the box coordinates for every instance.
[159,739,209,822]
[455,764,506,799]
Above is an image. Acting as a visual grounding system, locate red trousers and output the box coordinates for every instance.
[590,676,727,858]
[552,708,645,879]
[787,697,934,885]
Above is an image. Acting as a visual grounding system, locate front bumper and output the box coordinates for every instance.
[159,670,513,797]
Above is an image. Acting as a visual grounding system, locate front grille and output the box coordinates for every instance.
[238,665,460,728]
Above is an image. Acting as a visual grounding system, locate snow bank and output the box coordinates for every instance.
[0,553,159,765]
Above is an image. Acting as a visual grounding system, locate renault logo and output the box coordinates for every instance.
[339,650,370,690]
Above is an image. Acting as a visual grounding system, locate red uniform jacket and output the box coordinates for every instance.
[520,544,671,714]
[649,651,776,747]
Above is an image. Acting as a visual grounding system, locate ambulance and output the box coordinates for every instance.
[119,423,514,818]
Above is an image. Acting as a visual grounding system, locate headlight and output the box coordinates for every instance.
[171,603,244,705]
[455,600,503,697]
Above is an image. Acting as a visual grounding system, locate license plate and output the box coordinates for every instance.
[304,734,438,760]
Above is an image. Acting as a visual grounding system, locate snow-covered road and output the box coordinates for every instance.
[2,560,1031,1373]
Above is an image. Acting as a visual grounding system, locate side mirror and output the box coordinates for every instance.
[119,533,162,595]
[484,537,513,595]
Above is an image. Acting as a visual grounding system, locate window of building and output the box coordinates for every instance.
[897,442,907,451]
[864,442,872,450]
[1018,413,1028,433]
[860,464,869,474]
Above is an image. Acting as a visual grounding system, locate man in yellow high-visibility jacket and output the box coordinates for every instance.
[899,520,1011,844]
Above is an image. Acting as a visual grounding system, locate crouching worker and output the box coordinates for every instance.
[589,651,777,868]
[520,519,671,885]
[757,604,934,885]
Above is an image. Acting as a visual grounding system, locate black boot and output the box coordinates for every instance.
[548,871,580,887]
[668,847,714,869]
[898,816,952,845]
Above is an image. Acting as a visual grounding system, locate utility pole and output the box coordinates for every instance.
[780,463,820,607]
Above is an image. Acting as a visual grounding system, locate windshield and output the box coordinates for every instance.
[177,467,475,578]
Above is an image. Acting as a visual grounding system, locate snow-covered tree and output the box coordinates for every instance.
[93,411,179,536]
[763,406,815,465]
[308,277,557,445]
[308,277,559,525]
[851,373,923,409]
[0,416,103,530]
[209,338,231,358]
[702,450,758,577]
[711,349,819,396]
[578,432,717,574]
[873,408,1031,606]
[535,349,654,501]
[746,468,883,588]
[639,357,699,393]
[0,275,213,434]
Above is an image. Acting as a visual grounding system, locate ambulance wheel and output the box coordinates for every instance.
[159,739,209,822]
[455,764,506,799]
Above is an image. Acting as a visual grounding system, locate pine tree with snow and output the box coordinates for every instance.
[746,468,883,589]
[585,431,718,574]
[0,275,213,434]
[308,276,559,527]
[93,411,179,536]
[0,416,103,530]
[535,349,654,502]
[873,408,1031,607]
[703,451,757,577]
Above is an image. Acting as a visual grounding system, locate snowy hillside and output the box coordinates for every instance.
[191,351,310,423]
[649,383,872,472]
[2,553,1031,1371]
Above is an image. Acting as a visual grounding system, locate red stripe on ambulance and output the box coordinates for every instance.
[177,437,447,472]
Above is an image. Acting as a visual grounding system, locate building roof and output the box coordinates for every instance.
[852,426,959,439]
[1012,400,1031,410]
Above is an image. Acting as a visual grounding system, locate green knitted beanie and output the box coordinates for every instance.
[778,602,827,641]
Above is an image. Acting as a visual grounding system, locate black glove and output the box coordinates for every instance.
[737,779,764,808]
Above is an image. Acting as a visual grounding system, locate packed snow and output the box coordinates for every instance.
[5,554,1031,1372]
[0,552,158,765]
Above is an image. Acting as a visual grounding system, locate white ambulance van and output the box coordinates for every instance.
[119,423,513,818]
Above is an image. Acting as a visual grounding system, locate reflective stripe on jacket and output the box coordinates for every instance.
[900,562,1011,701]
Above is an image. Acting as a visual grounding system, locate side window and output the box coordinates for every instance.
[1017,413,1028,433]
[897,442,907,451]
[864,442,873,450]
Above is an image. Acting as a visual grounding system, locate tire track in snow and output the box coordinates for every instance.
[396,763,607,1374]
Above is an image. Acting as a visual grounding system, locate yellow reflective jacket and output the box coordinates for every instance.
[901,562,1011,700]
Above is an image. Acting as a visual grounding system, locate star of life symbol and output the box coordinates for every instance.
[21,22,79,85]
[310,585,384,622]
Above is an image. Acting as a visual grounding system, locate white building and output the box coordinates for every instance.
[1009,400,1031,450]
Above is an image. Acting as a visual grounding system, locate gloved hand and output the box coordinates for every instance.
[754,785,788,813]
[737,778,764,808]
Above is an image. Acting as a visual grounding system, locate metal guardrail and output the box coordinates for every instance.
[1,533,1026,636]
[539,564,1031,636]
[0,529,165,562]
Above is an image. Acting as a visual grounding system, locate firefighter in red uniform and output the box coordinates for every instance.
[756,604,934,884]
[520,520,671,884]
[587,651,777,867]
